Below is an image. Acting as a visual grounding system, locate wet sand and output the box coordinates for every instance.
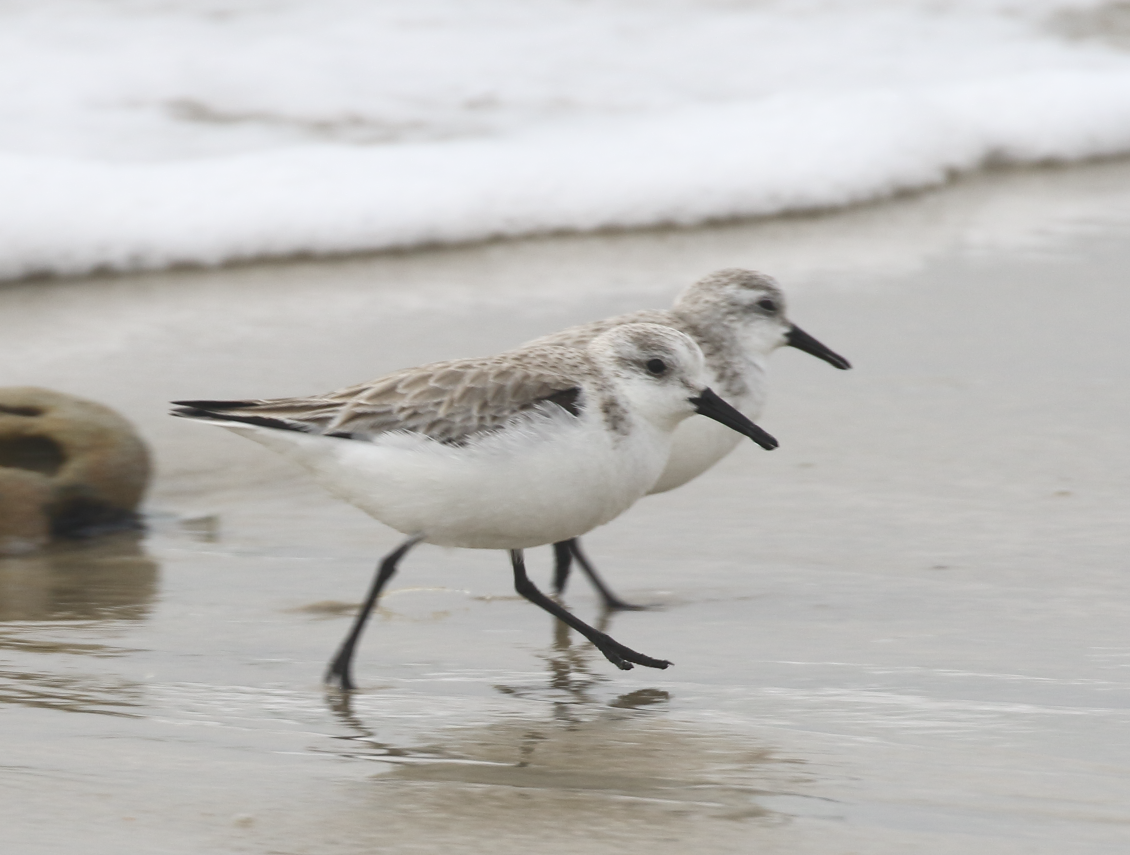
[2,159,1130,853]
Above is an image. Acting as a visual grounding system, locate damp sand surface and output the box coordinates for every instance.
[1,160,1130,853]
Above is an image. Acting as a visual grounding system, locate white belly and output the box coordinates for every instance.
[225,414,671,550]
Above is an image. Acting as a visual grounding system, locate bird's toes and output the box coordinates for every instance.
[325,667,356,691]
[594,644,634,670]
[599,637,670,670]
[624,649,671,669]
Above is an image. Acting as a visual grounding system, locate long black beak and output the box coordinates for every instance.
[785,325,852,370]
[689,388,778,450]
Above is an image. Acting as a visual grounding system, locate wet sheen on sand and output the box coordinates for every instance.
[2,159,1130,853]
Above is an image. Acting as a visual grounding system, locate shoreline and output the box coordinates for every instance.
[3,154,1130,291]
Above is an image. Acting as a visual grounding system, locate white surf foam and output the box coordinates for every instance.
[1,0,1129,279]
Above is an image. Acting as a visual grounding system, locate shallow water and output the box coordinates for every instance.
[2,160,1130,853]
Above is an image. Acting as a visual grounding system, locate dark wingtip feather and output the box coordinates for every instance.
[170,402,309,434]
[171,399,259,410]
[542,387,582,417]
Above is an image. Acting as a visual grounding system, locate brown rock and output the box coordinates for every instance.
[0,387,151,548]
[0,468,51,555]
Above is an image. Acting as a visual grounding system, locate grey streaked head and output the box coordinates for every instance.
[673,268,851,370]
[585,323,778,449]
[586,323,708,422]
[673,268,790,349]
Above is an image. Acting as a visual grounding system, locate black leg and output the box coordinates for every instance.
[326,534,423,691]
[511,549,670,671]
[568,539,645,611]
[552,541,573,594]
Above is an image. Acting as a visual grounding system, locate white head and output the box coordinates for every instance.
[673,268,851,370]
[586,323,778,448]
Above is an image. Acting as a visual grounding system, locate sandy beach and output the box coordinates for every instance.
[2,157,1129,853]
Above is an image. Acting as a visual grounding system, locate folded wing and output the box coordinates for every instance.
[172,347,587,446]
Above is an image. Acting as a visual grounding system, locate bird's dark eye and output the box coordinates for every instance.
[757,298,778,312]
[645,358,668,376]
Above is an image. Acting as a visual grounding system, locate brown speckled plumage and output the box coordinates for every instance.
[175,345,594,446]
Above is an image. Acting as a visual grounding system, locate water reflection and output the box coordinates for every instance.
[319,615,794,831]
[0,532,158,622]
[0,533,154,715]
[494,612,672,719]
[0,666,141,717]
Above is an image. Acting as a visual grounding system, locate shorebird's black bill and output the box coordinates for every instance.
[785,324,852,370]
[690,388,778,450]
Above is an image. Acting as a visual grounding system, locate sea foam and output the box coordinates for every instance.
[2,1,1129,279]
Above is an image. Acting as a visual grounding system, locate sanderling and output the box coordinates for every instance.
[528,269,851,609]
[172,323,778,689]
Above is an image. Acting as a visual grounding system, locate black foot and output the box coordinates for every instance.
[512,548,671,673]
[593,634,672,671]
[325,657,356,691]
[322,534,424,692]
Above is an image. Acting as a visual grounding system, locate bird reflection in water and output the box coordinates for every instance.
[323,607,672,768]
[320,613,785,827]
[494,611,671,720]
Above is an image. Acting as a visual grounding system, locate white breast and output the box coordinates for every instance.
[647,358,767,495]
[648,417,745,494]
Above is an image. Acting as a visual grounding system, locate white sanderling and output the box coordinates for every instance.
[172,323,778,689]
[527,268,851,609]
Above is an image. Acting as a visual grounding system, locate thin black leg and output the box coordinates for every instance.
[325,534,423,691]
[552,541,573,594]
[568,539,645,611]
[511,549,670,671]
